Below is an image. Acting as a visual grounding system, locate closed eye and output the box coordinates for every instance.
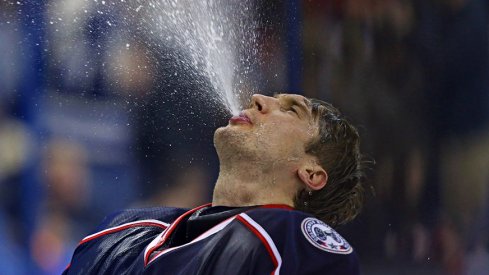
[285,105,299,116]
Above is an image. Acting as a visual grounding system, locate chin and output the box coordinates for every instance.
[214,126,252,159]
[213,126,228,142]
[214,124,244,139]
[214,126,238,148]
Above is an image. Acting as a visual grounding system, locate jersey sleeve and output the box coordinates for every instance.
[243,208,361,275]
[63,207,186,275]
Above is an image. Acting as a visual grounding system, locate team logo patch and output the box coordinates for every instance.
[301,217,353,254]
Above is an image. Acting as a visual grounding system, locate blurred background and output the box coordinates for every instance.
[1,0,488,274]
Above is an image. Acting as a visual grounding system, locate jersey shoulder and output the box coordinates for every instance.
[242,207,360,274]
[93,206,187,232]
[244,207,354,255]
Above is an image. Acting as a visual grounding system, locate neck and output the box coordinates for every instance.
[212,160,298,208]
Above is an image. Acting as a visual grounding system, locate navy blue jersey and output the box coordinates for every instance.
[64,204,360,274]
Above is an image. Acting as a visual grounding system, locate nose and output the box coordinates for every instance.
[251,94,276,113]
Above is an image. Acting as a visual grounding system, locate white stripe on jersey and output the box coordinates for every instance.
[239,213,283,275]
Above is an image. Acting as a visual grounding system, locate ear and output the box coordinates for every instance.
[297,165,328,191]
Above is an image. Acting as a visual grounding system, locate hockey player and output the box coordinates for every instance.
[64,93,368,274]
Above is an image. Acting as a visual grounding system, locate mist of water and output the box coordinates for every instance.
[43,0,266,116]
[137,0,263,116]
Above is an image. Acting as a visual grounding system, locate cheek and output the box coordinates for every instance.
[270,133,308,158]
[252,121,311,155]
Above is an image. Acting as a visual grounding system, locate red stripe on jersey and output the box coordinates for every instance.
[63,262,71,273]
[144,203,211,265]
[260,204,294,210]
[79,221,168,245]
[146,216,237,266]
[236,215,279,273]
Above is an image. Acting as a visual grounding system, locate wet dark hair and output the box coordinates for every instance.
[294,98,371,227]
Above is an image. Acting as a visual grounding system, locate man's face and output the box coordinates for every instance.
[214,93,318,168]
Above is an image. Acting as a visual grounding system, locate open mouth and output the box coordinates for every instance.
[229,111,252,124]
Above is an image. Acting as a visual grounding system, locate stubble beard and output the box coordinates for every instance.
[212,125,304,207]
[214,124,301,170]
[213,125,292,183]
[213,126,262,166]
[212,126,281,205]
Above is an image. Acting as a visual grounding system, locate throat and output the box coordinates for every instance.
[212,180,255,207]
[212,172,296,208]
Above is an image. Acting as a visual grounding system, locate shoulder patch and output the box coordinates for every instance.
[301,217,353,254]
